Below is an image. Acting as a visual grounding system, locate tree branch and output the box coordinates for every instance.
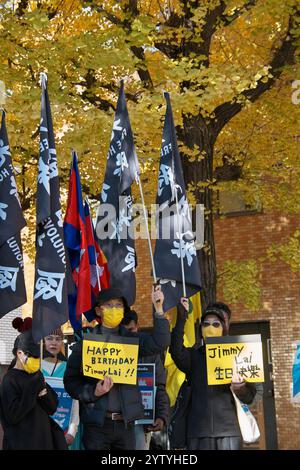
[213,9,300,135]
[86,1,153,88]
[219,0,258,27]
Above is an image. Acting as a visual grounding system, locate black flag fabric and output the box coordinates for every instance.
[0,111,27,318]
[153,92,202,312]
[32,74,68,342]
[95,81,140,306]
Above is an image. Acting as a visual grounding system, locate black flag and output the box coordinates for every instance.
[153,92,202,312]
[32,74,68,342]
[0,111,27,318]
[96,81,140,306]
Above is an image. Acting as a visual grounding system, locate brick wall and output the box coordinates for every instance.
[0,309,22,366]
[133,209,300,450]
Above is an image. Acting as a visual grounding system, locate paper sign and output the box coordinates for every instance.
[206,334,264,385]
[82,334,139,385]
[46,377,72,432]
[136,363,156,425]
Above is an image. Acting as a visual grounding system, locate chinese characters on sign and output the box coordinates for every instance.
[82,334,139,385]
[205,334,264,385]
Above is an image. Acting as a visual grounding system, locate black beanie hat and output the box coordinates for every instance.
[94,287,130,313]
[13,330,40,358]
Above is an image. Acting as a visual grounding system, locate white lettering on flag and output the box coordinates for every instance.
[0,265,19,291]
[34,269,65,303]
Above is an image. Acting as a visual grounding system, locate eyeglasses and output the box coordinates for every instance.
[201,320,222,328]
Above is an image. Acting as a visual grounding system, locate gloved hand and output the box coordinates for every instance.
[177,297,189,321]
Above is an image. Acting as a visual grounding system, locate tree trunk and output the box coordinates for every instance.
[177,114,217,311]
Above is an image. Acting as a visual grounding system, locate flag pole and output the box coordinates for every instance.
[40,340,43,371]
[85,196,101,292]
[135,172,157,284]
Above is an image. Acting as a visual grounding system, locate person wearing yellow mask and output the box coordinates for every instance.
[64,285,171,450]
[0,327,67,450]
[170,301,260,450]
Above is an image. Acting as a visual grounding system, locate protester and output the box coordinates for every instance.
[64,285,170,450]
[122,309,170,450]
[170,300,262,450]
[42,328,80,449]
[0,321,67,450]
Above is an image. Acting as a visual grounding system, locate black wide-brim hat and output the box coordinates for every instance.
[13,330,40,358]
[94,287,130,313]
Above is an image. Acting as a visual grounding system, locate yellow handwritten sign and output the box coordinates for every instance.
[82,334,139,385]
[206,334,264,385]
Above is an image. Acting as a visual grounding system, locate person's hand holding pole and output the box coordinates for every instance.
[152,284,165,316]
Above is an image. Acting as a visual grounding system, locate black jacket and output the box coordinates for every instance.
[139,353,170,426]
[0,369,59,450]
[170,318,258,438]
[64,317,170,427]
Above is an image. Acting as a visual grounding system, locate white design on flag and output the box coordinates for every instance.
[9,176,21,206]
[38,157,50,194]
[55,209,63,228]
[0,265,19,291]
[34,269,65,303]
[111,208,132,243]
[0,202,8,220]
[49,150,58,179]
[38,232,46,247]
[158,164,181,200]
[113,152,129,177]
[111,118,122,140]
[177,195,191,223]
[38,150,58,194]
[171,234,197,267]
[101,183,111,203]
[159,279,176,288]
[0,139,11,168]
[122,245,136,272]
[90,265,104,288]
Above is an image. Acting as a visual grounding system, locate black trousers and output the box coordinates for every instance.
[187,437,242,450]
[82,420,136,450]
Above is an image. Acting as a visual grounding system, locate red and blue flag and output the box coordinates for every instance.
[64,151,91,331]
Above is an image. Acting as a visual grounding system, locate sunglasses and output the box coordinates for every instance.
[201,320,222,328]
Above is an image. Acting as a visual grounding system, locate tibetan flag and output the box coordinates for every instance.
[84,198,110,300]
[64,151,91,331]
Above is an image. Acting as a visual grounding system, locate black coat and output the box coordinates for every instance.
[64,317,170,427]
[170,318,258,439]
[0,369,60,450]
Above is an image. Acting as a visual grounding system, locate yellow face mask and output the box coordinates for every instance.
[102,307,124,328]
[22,356,40,374]
[202,325,223,341]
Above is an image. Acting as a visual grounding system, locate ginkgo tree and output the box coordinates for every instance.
[0,0,300,310]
